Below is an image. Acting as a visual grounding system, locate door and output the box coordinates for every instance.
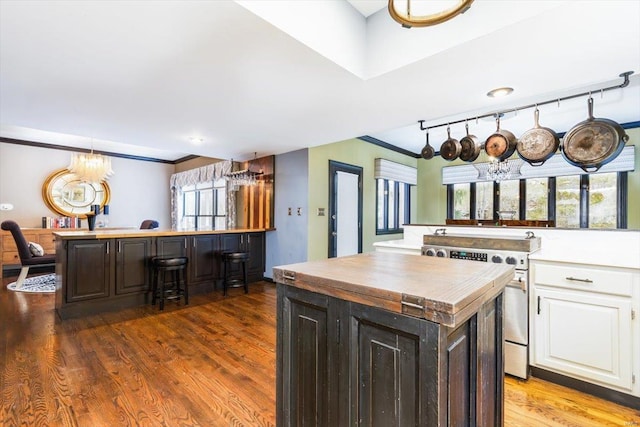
[328,161,362,258]
[115,238,151,295]
[533,287,633,391]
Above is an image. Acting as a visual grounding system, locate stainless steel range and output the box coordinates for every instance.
[422,229,541,379]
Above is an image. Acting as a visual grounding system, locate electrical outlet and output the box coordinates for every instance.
[287,207,292,216]
[317,208,325,216]
[297,208,302,216]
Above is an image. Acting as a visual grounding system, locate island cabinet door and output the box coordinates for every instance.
[189,234,219,284]
[244,232,265,281]
[66,239,112,302]
[156,236,188,258]
[277,285,344,427]
[115,238,152,295]
[347,303,435,427]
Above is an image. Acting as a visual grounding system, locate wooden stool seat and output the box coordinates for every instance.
[151,256,189,310]
[222,252,250,296]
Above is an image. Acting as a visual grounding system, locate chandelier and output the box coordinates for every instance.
[474,158,523,182]
[388,0,474,28]
[68,151,114,183]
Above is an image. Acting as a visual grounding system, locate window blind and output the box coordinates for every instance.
[374,158,417,185]
[442,145,635,184]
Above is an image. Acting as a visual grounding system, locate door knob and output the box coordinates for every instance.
[331,232,337,236]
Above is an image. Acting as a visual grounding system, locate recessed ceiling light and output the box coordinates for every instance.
[189,137,204,145]
[486,87,514,98]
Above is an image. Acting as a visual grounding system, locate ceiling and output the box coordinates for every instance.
[1,1,639,162]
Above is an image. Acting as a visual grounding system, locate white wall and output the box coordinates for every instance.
[0,142,174,229]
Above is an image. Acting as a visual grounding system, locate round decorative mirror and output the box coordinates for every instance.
[42,168,111,218]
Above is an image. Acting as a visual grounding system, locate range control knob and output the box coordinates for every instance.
[436,249,447,258]
[506,256,518,265]
[425,248,436,257]
[491,255,503,263]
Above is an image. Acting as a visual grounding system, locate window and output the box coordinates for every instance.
[525,178,548,220]
[374,158,417,235]
[376,178,411,234]
[452,183,470,219]
[447,172,625,229]
[181,179,227,229]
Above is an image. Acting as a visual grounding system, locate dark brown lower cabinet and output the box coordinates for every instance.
[115,238,152,295]
[56,232,266,318]
[276,285,504,427]
[65,239,112,303]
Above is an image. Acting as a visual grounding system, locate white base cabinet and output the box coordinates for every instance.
[530,260,639,397]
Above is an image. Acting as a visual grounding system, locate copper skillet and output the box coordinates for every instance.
[516,107,559,166]
[459,121,482,162]
[485,115,517,161]
[561,96,628,172]
[421,128,435,160]
[440,125,461,161]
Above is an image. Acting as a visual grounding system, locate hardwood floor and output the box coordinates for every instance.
[1,274,638,426]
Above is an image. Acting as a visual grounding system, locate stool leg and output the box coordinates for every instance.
[159,270,165,311]
[243,260,248,294]
[223,258,228,296]
[183,268,189,305]
[151,267,158,306]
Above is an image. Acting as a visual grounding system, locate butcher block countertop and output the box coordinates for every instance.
[52,227,270,240]
[273,252,514,328]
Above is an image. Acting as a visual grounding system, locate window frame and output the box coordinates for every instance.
[446,172,627,228]
[376,178,411,235]
[181,180,227,230]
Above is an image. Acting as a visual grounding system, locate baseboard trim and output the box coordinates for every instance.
[530,366,640,409]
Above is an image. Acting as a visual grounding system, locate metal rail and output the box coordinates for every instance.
[418,71,634,131]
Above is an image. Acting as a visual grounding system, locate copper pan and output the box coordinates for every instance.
[561,97,628,172]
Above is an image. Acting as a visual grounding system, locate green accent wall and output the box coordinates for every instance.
[307,139,418,261]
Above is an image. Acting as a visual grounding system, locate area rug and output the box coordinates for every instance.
[7,273,56,293]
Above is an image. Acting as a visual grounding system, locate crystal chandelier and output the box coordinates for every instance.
[474,159,523,182]
[68,151,114,183]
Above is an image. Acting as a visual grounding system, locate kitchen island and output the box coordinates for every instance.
[273,252,514,426]
[53,228,268,319]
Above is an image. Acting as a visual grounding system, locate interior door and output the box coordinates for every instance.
[328,161,362,258]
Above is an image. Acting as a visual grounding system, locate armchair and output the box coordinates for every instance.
[1,220,56,289]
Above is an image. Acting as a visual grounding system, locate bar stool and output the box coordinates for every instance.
[151,256,189,310]
[222,252,250,296]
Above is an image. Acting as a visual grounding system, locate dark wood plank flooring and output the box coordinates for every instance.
[1,274,639,426]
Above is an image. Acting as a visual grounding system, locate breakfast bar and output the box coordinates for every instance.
[53,228,267,319]
[273,252,514,426]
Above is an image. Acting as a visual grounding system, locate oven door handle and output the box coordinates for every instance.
[507,275,526,292]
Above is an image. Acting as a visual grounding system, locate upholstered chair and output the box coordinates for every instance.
[1,220,56,289]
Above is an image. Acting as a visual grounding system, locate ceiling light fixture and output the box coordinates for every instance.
[68,149,114,183]
[388,0,474,28]
[487,87,514,98]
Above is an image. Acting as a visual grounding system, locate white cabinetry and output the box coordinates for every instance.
[530,260,639,397]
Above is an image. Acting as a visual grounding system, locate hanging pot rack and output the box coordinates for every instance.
[417,71,634,132]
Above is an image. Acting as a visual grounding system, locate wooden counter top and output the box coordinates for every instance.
[273,252,514,328]
[52,228,271,240]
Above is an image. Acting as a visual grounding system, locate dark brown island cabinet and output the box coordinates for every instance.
[54,229,266,319]
[273,252,514,427]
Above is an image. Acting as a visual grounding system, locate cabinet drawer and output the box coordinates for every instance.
[533,262,634,297]
[2,251,21,264]
[38,234,56,252]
